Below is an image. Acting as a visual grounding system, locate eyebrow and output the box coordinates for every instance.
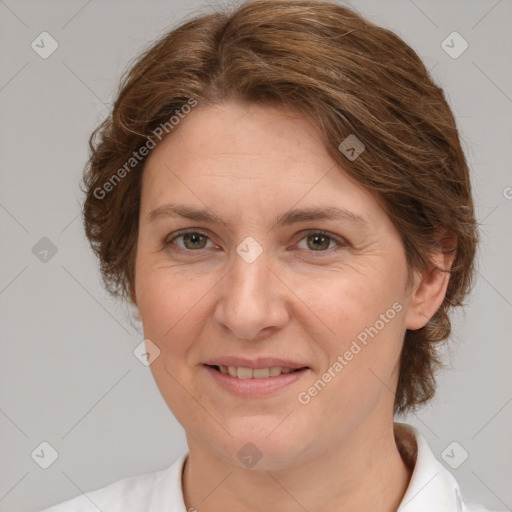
[146,202,367,229]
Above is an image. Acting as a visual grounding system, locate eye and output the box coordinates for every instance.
[164,230,215,251]
[296,230,347,255]
[163,229,347,255]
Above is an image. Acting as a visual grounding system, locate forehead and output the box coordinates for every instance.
[140,101,380,224]
[146,101,329,173]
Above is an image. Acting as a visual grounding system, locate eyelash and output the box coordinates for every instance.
[163,229,348,257]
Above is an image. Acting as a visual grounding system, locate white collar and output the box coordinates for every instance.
[394,422,465,511]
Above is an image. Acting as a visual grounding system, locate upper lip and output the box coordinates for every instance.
[204,356,308,370]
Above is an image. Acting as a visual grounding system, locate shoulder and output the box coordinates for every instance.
[36,470,163,512]
[34,453,188,512]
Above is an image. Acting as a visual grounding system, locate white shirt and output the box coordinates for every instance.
[37,423,501,512]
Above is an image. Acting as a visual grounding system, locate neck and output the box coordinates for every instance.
[182,420,412,512]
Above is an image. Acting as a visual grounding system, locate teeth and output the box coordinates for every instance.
[237,367,253,379]
[253,368,270,378]
[218,365,301,379]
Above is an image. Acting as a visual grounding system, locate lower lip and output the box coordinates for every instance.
[204,365,309,397]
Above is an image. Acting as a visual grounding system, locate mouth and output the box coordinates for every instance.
[206,364,308,379]
[203,363,310,396]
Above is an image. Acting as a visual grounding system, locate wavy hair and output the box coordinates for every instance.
[82,0,478,415]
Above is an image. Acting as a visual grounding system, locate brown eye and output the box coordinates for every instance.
[296,230,346,256]
[306,233,332,251]
[165,230,213,251]
[182,232,208,250]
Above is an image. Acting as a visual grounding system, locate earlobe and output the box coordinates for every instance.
[405,231,457,330]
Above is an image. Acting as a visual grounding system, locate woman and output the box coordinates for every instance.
[38,0,500,511]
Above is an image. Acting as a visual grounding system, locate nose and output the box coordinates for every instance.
[213,249,290,341]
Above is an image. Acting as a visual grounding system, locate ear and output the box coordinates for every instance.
[405,229,457,330]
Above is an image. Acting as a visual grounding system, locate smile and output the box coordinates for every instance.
[214,365,303,379]
[204,364,310,396]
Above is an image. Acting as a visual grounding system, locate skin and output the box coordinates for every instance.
[133,100,454,512]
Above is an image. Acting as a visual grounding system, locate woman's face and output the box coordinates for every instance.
[134,100,420,469]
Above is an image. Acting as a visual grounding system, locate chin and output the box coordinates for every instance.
[202,417,309,471]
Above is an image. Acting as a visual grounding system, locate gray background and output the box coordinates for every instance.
[0,0,511,511]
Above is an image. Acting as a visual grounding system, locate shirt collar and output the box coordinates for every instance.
[149,422,466,512]
[394,422,464,512]
[149,450,188,512]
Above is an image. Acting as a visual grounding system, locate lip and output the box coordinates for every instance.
[203,356,307,370]
[204,364,310,397]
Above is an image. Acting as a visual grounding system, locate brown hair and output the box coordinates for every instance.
[82,0,478,415]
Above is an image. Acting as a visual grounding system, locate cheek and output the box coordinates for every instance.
[135,265,210,425]
[135,263,211,373]
[136,258,207,329]
[304,265,405,340]
[302,266,407,393]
